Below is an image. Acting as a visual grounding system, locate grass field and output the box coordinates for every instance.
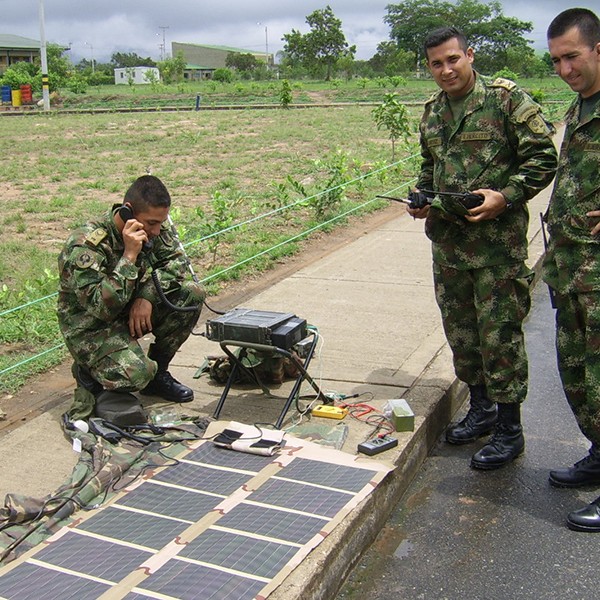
[0,76,575,391]
[56,75,576,112]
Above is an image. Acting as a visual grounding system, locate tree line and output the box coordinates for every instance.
[1,0,555,93]
[281,1,551,80]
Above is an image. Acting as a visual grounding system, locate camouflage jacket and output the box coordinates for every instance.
[417,73,558,269]
[57,205,191,346]
[543,94,600,292]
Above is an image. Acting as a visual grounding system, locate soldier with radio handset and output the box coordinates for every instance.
[57,175,205,426]
[406,26,558,470]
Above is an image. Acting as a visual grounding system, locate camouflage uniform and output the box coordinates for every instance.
[417,73,558,404]
[57,205,205,392]
[542,94,600,445]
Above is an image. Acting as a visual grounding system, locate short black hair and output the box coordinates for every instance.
[124,175,171,212]
[547,8,600,48]
[424,26,469,61]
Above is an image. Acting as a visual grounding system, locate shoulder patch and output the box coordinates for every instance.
[491,77,517,91]
[75,250,95,269]
[85,228,107,247]
[526,114,552,136]
[513,101,540,124]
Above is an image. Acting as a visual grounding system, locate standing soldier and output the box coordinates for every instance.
[58,175,205,426]
[408,27,558,469]
[544,8,600,531]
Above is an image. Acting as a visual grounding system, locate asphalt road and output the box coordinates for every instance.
[338,283,600,600]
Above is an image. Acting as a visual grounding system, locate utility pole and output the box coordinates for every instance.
[158,25,169,61]
[257,22,269,69]
[85,42,95,73]
[264,25,269,69]
[38,0,50,111]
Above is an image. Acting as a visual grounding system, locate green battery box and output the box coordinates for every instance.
[387,399,414,432]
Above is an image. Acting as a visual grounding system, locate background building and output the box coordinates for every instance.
[114,66,160,85]
[172,42,273,80]
[0,34,40,74]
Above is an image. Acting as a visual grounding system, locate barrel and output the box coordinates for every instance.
[11,89,22,107]
[19,84,32,104]
[1,85,11,103]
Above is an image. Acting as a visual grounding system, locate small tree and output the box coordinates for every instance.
[158,51,186,85]
[126,67,135,87]
[372,93,410,161]
[282,5,355,80]
[143,68,160,86]
[279,79,292,108]
[226,52,259,74]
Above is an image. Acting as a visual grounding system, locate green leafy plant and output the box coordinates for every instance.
[493,67,520,81]
[1,62,33,89]
[372,93,410,161]
[195,191,242,264]
[279,79,293,108]
[67,73,88,94]
[529,88,545,104]
[310,150,357,219]
[213,68,233,83]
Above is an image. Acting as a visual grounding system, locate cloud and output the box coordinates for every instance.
[7,1,391,61]
[6,1,598,63]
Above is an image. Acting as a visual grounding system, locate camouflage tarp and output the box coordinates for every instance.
[0,417,209,565]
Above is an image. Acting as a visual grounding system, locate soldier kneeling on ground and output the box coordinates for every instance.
[57,175,205,426]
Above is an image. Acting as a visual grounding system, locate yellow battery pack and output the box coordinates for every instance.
[311,405,348,420]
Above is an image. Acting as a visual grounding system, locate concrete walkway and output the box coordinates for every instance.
[0,172,555,598]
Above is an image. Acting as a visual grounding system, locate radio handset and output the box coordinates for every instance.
[119,205,153,253]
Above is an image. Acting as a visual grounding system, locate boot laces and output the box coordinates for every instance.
[156,370,177,384]
[574,452,600,469]
[493,422,508,437]
[461,406,483,427]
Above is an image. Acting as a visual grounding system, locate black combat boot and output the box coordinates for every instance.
[566,495,600,532]
[470,402,524,470]
[140,345,194,403]
[71,362,103,397]
[549,446,600,488]
[446,384,497,445]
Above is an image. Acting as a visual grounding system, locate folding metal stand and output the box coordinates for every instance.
[212,330,327,428]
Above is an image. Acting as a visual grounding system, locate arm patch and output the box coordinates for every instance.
[85,228,108,247]
[491,77,517,91]
[512,99,552,135]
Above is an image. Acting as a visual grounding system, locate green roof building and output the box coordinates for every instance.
[172,42,273,79]
[0,34,41,73]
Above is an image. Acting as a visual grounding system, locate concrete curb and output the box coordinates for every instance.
[269,181,554,599]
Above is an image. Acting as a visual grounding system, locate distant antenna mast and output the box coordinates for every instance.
[158,25,169,60]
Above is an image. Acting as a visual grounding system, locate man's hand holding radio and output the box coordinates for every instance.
[122,218,149,262]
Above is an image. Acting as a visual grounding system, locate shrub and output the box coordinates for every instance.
[66,74,88,94]
[213,68,233,83]
[1,63,33,89]
[493,67,520,81]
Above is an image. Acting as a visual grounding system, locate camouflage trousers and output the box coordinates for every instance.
[67,281,204,392]
[553,289,600,447]
[433,261,533,404]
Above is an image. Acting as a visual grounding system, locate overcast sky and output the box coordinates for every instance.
[3,1,599,64]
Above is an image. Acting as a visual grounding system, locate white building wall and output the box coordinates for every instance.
[114,67,159,85]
